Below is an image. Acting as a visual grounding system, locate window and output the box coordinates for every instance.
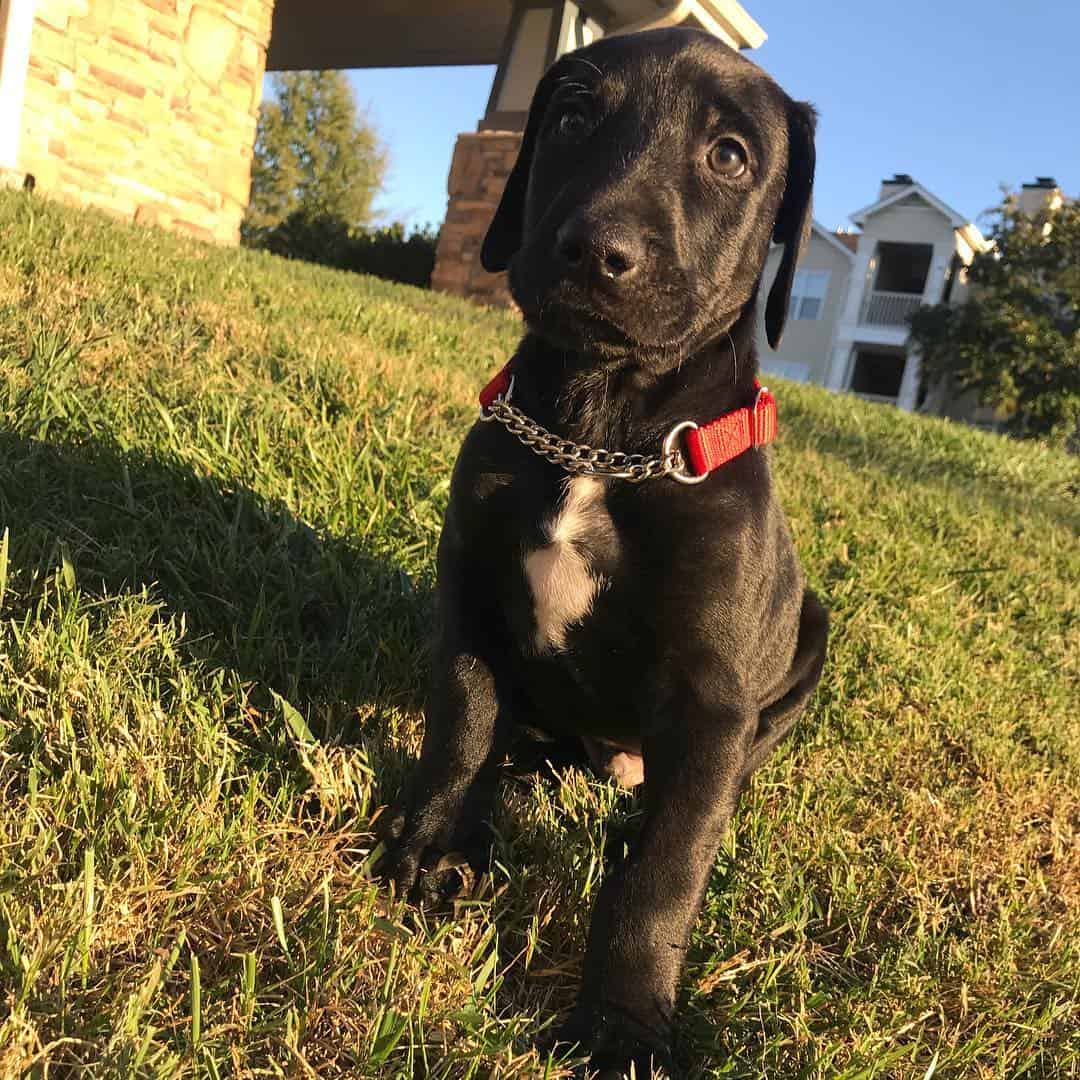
[791,269,830,320]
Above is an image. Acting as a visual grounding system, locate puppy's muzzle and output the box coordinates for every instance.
[555,214,644,290]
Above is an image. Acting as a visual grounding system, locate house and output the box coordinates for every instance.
[0,0,763,275]
[754,220,857,389]
[757,174,1000,416]
[757,174,1067,419]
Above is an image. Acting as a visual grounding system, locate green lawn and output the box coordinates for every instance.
[0,189,1077,1079]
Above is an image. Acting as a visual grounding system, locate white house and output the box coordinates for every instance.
[755,220,857,389]
[756,174,1010,415]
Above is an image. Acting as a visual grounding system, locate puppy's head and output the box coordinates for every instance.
[481,28,815,370]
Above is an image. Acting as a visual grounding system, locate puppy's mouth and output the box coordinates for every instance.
[515,272,697,354]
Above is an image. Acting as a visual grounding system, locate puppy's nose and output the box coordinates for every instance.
[556,218,642,284]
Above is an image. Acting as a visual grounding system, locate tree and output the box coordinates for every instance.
[909,193,1079,447]
[243,71,387,243]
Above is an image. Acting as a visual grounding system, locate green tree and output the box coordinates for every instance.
[909,193,1079,447]
[243,71,387,243]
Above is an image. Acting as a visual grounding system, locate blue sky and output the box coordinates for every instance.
[347,0,1079,235]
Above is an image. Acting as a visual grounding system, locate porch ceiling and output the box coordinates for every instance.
[266,0,765,72]
[266,0,510,72]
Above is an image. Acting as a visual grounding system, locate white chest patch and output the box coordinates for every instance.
[524,477,605,652]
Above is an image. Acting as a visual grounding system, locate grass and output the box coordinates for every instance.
[0,188,1077,1079]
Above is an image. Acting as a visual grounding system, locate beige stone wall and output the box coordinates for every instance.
[17,0,273,244]
[431,130,522,307]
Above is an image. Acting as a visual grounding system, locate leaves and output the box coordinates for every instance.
[909,194,1080,446]
[243,72,388,241]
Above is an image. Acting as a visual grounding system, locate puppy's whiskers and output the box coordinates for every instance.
[565,55,602,77]
[556,81,593,98]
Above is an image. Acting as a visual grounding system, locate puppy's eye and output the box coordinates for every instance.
[707,138,748,178]
[554,106,590,140]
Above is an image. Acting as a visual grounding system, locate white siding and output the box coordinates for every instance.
[860,202,955,247]
[755,230,853,387]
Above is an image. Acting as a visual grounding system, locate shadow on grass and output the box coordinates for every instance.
[0,429,432,746]
[0,428,763,1073]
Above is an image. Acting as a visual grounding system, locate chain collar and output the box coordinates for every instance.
[478,374,704,484]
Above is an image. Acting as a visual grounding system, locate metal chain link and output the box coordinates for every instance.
[480,396,684,483]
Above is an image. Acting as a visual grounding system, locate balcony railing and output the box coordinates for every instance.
[859,290,924,327]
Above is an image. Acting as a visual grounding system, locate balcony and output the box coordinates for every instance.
[859,290,924,327]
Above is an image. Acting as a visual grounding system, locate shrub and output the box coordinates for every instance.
[344,223,439,289]
[250,213,439,290]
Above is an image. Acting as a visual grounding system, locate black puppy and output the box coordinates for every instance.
[379,27,829,1075]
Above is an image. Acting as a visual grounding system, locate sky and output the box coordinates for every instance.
[346,0,1080,235]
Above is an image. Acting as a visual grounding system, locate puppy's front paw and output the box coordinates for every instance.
[373,806,478,908]
[553,1003,674,1078]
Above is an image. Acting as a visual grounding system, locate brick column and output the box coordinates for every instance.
[15,0,274,245]
[430,129,522,306]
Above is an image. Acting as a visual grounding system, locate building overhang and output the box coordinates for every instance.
[607,1,765,48]
[956,223,992,259]
[836,323,911,349]
[266,0,764,72]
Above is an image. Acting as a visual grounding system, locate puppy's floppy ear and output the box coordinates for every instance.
[480,71,557,273]
[765,101,816,349]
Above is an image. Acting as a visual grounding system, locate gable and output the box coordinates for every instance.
[851,182,970,229]
[893,192,930,209]
[862,201,956,245]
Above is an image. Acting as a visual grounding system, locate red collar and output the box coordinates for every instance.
[478,363,777,484]
[679,381,777,478]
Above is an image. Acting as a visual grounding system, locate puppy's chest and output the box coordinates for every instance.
[521,477,617,653]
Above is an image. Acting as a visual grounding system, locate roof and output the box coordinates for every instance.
[809,220,857,258]
[833,231,859,253]
[677,1,767,49]
[849,181,991,254]
[267,0,765,72]
[850,181,970,228]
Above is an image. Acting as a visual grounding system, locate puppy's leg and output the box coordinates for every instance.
[742,588,829,781]
[378,582,506,906]
[561,704,755,1074]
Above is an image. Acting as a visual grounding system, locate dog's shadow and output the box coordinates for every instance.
[0,428,747,1072]
[0,429,432,773]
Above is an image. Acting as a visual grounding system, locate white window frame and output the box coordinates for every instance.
[791,268,830,321]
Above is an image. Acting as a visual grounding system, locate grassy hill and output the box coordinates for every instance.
[0,190,1077,1078]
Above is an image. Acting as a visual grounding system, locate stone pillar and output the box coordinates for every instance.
[13,0,274,244]
[430,130,521,306]
[432,1,603,304]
